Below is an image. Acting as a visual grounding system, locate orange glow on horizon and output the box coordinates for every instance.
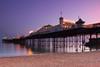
[63,19,75,23]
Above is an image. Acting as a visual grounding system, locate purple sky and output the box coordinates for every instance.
[0,0,100,37]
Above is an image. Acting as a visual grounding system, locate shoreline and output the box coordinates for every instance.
[0,51,100,67]
[0,51,98,58]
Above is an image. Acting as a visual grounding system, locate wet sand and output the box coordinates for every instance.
[0,51,100,67]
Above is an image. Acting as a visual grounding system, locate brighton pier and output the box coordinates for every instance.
[3,17,100,53]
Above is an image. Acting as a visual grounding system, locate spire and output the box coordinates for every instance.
[59,11,63,25]
[78,16,80,19]
[60,11,63,17]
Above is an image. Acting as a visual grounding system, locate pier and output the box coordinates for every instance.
[3,17,100,53]
[24,27,100,53]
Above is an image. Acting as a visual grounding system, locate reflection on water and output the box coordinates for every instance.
[0,38,91,58]
[0,42,90,57]
[0,42,33,57]
[27,48,33,56]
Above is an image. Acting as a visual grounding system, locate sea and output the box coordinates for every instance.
[0,39,33,57]
[0,36,92,57]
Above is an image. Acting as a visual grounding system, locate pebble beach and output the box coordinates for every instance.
[0,51,100,67]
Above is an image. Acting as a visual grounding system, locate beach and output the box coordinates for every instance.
[0,51,100,67]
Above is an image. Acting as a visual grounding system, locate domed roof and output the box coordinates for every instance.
[76,18,85,24]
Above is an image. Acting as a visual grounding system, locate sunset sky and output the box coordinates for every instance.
[0,0,100,38]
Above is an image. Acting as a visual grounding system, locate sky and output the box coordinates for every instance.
[0,0,100,38]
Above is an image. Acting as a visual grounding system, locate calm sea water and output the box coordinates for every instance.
[0,38,91,57]
[0,40,33,57]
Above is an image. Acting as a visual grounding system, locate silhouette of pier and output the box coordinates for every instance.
[23,27,100,52]
[3,17,100,53]
[21,17,100,53]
